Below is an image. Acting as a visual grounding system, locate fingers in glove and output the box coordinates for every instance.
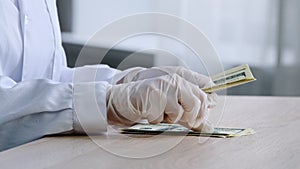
[115,67,146,84]
[171,80,200,129]
[159,66,213,88]
[134,69,168,81]
[177,80,211,130]
[192,119,214,132]
[164,95,184,124]
[146,89,167,124]
[190,84,211,131]
[207,93,218,108]
[178,95,201,129]
[160,67,218,108]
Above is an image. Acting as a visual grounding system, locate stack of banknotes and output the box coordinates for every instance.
[121,123,255,138]
[121,64,256,138]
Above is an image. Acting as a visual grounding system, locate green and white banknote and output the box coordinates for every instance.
[202,64,256,93]
[121,123,255,138]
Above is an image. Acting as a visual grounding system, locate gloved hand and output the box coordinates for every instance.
[113,66,217,108]
[106,74,214,131]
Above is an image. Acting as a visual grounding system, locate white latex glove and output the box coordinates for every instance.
[113,66,217,108]
[107,74,212,131]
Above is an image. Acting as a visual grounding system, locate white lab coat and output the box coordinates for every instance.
[0,0,119,151]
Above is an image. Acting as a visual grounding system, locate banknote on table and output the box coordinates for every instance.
[202,64,256,93]
[121,123,255,138]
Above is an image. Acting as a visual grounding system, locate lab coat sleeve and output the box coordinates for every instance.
[0,75,109,151]
[59,64,121,84]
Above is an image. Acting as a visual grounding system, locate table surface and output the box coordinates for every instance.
[1,96,300,169]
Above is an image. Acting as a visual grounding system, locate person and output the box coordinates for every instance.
[0,0,216,151]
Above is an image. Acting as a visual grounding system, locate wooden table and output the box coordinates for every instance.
[1,96,300,169]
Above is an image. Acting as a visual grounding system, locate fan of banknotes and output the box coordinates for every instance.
[202,64,256,93]
[121,64,256,138]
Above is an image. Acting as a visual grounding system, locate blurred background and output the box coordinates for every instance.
[57,0,300,96]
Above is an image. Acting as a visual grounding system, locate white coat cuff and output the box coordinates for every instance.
[73,82,108,134]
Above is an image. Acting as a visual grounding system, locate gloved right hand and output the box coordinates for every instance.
[113,66,217,108]
[106,74,213,131]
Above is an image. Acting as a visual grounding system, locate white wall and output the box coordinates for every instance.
[68,0,187,69]
[61,0,300,95]
[272,0,300,96]
[72,0,156,38]
[280,0,300,66]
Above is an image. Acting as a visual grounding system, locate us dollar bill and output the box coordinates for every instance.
[202,64,256,93]
[121,123,255,138]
